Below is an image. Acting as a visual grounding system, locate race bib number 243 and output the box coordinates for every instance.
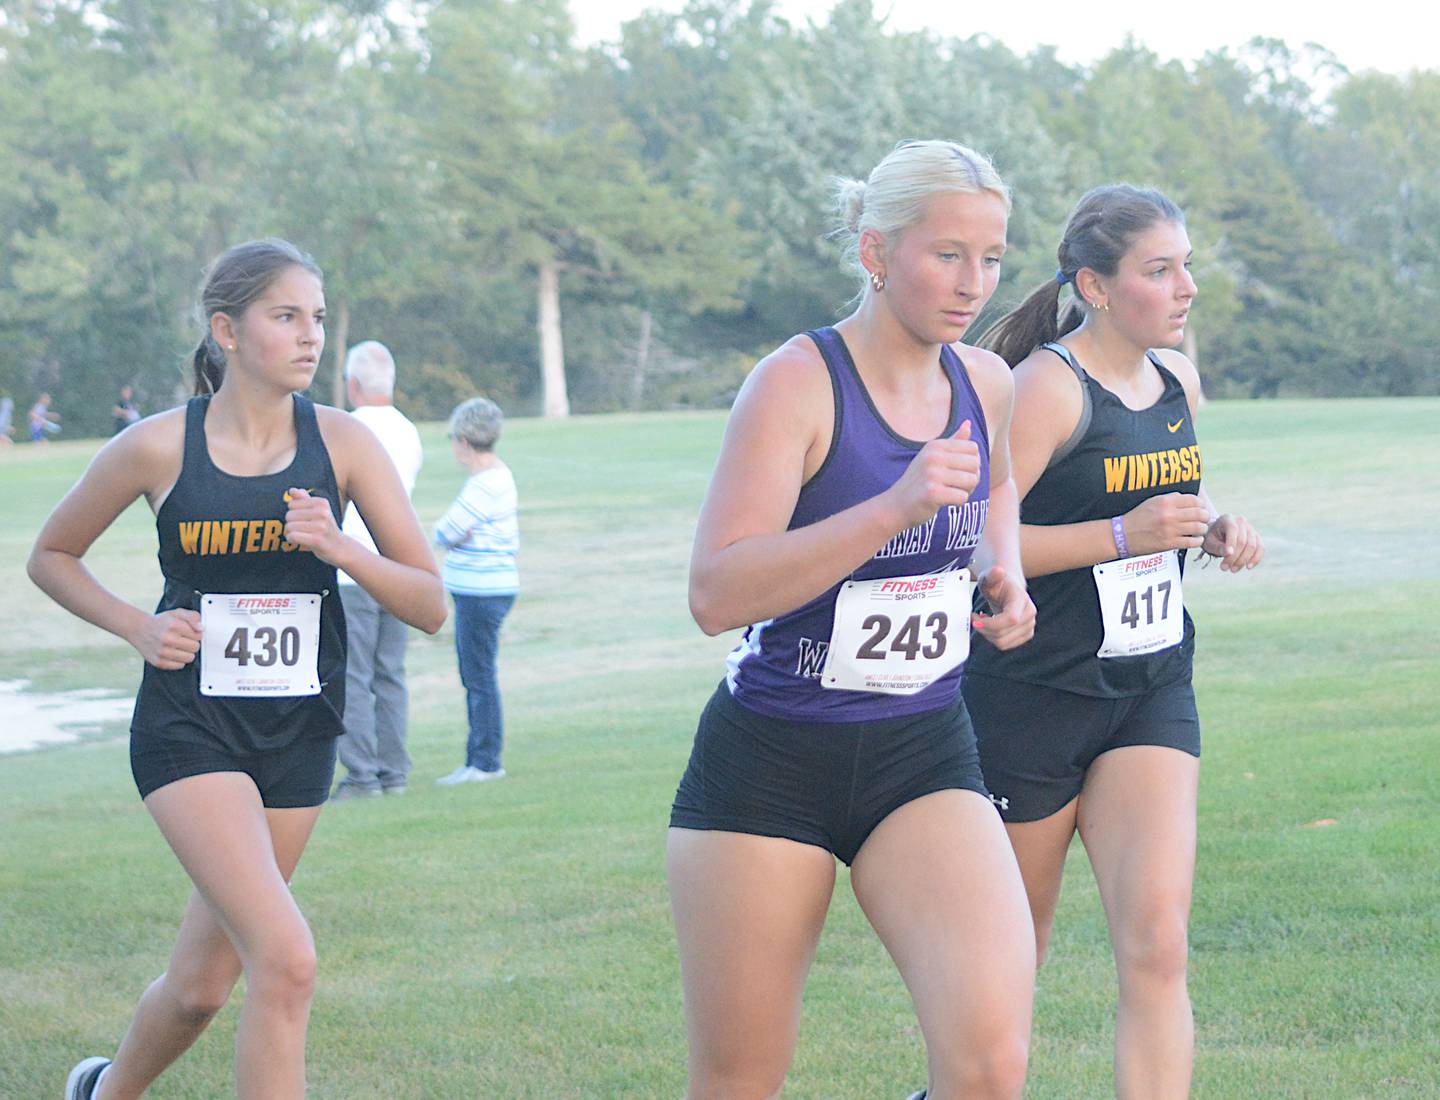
[821,569,973,695]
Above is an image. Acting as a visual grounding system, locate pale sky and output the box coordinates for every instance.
[571,0,1436,77]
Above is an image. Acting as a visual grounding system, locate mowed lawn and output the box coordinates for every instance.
[1,399,1436,1098]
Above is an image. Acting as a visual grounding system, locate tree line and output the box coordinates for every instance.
[2,0,1436,436]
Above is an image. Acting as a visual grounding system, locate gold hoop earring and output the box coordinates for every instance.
[870,270,885,292]
[1092,301,1109,313]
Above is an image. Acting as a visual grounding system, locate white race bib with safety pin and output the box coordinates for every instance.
[821,569,973,695]
[1092,551,1184,659]
[199,593,322,697]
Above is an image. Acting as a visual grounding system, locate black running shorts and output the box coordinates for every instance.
[963,672,1200,824]
[670,681,990,866]
[130,732,338,809]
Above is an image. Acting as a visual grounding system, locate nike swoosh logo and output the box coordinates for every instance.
[1167,419,1185,433]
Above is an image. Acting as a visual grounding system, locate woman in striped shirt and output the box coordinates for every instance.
[434,397,519,786]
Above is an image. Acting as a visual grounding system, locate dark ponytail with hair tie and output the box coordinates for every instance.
[982,279,1069,368]
[191,334,226,396]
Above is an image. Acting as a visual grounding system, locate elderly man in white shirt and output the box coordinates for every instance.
[332,341,425,798]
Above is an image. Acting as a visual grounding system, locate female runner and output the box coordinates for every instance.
[669,140,1038,1100]
[968,185,1263,1098]
[31,238,446,1099]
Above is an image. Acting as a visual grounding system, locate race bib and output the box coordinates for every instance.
[822,570,972,695]
[199,593,322,697]
[1092,551,1184,659]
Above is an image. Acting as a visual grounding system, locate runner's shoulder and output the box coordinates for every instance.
[747,333,830,396]
[731,333,833,433]
[105,404,186,462]
[83,405,186,496]
[1011,344,1086,426]
[952,343,1013,416]
[1013,343,1083,392]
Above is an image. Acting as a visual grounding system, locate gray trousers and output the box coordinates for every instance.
[336,584,412,790]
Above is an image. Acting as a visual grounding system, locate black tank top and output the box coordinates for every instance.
[967,343,1201,697]
[131,394,347,752]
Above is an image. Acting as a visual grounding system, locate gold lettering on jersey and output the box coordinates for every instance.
[1101,445,1203,494]
[176,519,297,555]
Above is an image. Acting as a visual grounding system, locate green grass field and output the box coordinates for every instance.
[1,399,1437,1098]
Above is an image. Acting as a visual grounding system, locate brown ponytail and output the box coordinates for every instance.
[982,280,1063,367]
[191,334,226,395]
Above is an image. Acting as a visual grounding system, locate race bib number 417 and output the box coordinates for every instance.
[821,570,973,695]
[1092,551,1184,659]
[199,593,322,697]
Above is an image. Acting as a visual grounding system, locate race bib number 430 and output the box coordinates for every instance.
[1092,551,1183,659]
[822,570,973,695]
[200,593,322,697]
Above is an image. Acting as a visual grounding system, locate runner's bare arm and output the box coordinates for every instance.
[27,414,203,668]
[304,410,446,633]
[964,348,1023,581]
[1009,352,1122,576]
[1013,352,1209,576]
[962,349,1035,650]
[689,340,981,635]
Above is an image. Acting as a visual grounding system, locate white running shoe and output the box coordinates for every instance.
[66,1057,111,1100]
[435,766,506,785]
[435,766,481,785]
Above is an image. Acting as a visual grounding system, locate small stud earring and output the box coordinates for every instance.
[870,270,885,292]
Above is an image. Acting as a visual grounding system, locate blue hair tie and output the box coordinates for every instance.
[1054,269,1068,285]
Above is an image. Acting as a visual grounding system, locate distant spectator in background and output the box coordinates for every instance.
[28,392,60,442]
[0,396,14,445]
[434,397,519,787]
[112,384,142,434]
[332,341,425,800]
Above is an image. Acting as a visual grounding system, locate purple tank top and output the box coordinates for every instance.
[726,326,991,722]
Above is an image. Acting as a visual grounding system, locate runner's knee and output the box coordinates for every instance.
[686,1026,794,1100]
[164,970,235,1027]
[1116,910,1189,987]
[933,1026,1029,1099]
[246,930,317,1007]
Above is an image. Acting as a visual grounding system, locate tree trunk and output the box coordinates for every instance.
[537,259,569,418]
[629,308,653,411]
[329,297,351,408]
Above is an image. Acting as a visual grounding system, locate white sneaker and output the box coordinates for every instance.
[435,766,481,786]
[66,1058,111,1100]
[435,766,506,786]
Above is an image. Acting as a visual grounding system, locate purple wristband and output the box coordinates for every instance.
[1111,515,1129,559]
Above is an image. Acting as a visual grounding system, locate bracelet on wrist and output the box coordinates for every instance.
[1110,515,1129,559]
